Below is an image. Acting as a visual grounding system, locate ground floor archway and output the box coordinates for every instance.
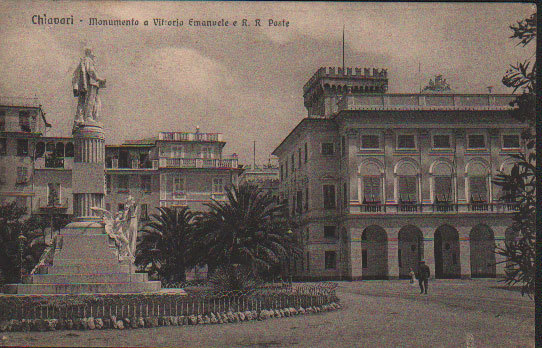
[361,225,388,279]
[470,224,496,278]
[434,225,461,278]
[398,225,424,278]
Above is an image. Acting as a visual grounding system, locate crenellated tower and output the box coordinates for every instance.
[303,67,388,118]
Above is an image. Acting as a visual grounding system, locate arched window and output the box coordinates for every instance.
[55,142,65,158]
[46,141,55,154]
[35,142,45,158]
[395,160,419,208]
[65,142,74,157]
[359,161,382,204]
[466,161,489,206]
[431,161,454,204]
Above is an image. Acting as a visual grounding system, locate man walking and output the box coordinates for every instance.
[417,260,430,294]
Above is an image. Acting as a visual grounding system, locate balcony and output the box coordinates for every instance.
[106,158,158,170]
[159,132,223,142]
[38,197,69,210]
[350,202,519,214]
[159,157,238,169]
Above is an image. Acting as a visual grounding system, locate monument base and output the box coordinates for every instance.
[4,224,160,295]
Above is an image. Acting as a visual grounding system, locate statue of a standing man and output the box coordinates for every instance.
[72,48,106,128]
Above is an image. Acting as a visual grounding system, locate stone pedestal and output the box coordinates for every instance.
[4,124,160,294]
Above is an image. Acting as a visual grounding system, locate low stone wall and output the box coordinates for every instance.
[0,284,340,332]
[0,302,342,332]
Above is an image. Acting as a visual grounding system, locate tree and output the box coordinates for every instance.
[493,12,536,296]
[196,184,301,279]
[135,206,198,284]
[0,203,49,285]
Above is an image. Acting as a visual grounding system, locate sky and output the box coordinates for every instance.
[0,1,535,165]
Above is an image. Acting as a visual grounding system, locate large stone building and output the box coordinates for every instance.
[0,98,242,224]
[273,67,525,280]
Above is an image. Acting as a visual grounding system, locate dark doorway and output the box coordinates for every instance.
[434,225,461,278]
[398,225,424,278]
[361,225,388,279]
[470,224,496,278]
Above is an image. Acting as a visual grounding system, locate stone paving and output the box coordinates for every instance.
[1,279,534,347]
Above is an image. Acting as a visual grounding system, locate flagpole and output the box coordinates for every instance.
[342,24,345,73]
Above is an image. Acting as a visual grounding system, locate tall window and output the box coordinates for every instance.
[321,143,334,155]
[325,251,337,269]
[141,175,152,192]
[324,226,336,239]
[323,184,336,209]
[343,182,348,207]
[363,176,381,203]
[502,135,520,149]
[306,252,310,271]
[173,176,185,192]
[398,176,417,203]
[212,178,224,193]
[0,138,6,155]
[305,187,309,211]
[434,176,452,202]
[118,175,129,192]
[291,153,295,171]
[361,135,380,149]
[140,204,149,220]
[170,145,184,158]
[304,143,308,163]
[468,135,485,149]
[280,165,283,181]
[341,136,346,156]
[17,139,28,156]
[285,161,288,178]
[19,111,31,132]
[292,194,296,216]
[296,190,302,213]
[0,110,5,131]
[47,183,61,206]
[397,135,416,149]
[202,146,213,159]
[16,167,28,184]
[469,176,487,202]
[433,135,451,149]
[298,148,302,167]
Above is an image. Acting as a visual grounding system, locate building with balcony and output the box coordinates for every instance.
[272,67,525,280]
[104,129,242,219]
[0,98,52,214]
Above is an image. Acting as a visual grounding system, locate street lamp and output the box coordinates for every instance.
[18,233,27,282]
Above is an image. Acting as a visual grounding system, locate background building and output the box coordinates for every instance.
[273,67,524,280]
[0,97,52,214]
[238,161,280,201]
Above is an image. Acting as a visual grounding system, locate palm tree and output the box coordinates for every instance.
[197,184,300,278]
[135,206,197,284]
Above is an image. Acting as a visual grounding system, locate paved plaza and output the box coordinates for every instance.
[2,279,534,347]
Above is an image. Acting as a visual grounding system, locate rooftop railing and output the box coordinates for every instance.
[158,132,223,142]
[159,157,238,169]
[349,202,519,214]
[337,94,516,112]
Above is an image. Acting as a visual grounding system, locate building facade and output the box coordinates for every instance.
[238,163,280,201]
[273,67,525,280]
[1,104,242,224]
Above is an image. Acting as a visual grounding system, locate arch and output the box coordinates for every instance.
[429,159,454,175]
[46,141,55,154]
[469,224,496,278]
[359,158,384,176]
[434,225,461,278]
[499,159,518,174]
[394,158,419,175]
[361,225,388,279]
[65,142,74,157]
[465,158,490,175]
[35,141,45,158]
[55,142,65,158]
[398,225,424,278]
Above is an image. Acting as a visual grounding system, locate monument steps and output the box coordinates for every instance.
[22,273,149,284]
[3,281,161,295]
